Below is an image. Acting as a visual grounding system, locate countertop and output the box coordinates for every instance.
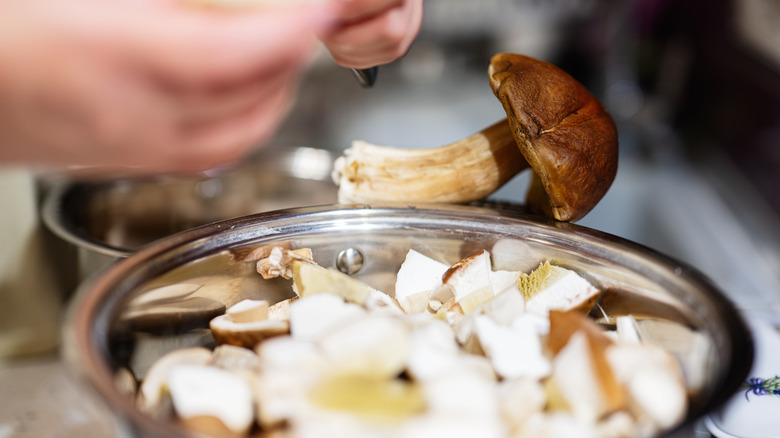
[0,355,119,438]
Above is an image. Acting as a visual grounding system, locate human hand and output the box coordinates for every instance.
[319,0,423,69]
[0,0,335,175]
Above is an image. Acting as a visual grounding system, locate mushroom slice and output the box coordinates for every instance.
[167,364,254,437]
[291,260,374,304]
[210,300,290,348]
[489,53,618,221]
[210,315,288,348]
[226,299,269,323]
[333,54,618,223]
[521,261,600,316]
[137,347,213,418]
[548,310,626,424]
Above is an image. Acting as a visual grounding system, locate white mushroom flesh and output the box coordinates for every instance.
[167,364,254,435]
[394,249,449,304]
[525,264,600,316]
[133,248,696,438]
[227,299,269,323]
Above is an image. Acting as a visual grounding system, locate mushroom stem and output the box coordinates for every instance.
[333,119,529,204]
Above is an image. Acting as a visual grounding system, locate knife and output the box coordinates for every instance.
[351,67,379,88]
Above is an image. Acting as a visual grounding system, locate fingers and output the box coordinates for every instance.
[171,69,301,173]
[128,2,337,88]
[320,0,422,68]
[332,0,404,23]
[95,2,329,173]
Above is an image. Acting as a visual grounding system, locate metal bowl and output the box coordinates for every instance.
[42,146,338,281]
[63,204,752,438]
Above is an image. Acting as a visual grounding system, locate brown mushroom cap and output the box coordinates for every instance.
[489,53,619,222]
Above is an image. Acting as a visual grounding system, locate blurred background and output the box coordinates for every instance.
[2,0,780,436]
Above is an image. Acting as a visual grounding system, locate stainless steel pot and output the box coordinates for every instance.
[63,203,752,438]
[42,146,338,281]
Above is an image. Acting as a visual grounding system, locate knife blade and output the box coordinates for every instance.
[351,67,379,88]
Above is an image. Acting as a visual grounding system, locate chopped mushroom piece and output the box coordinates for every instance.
[319,314,410,379]
[257,247,315,280]
[364,289,405,315]
[394,249,449,304]
[475,314,550,380]
[226,299,269,323]
[498,377,547,432]
[405,318,460,381]
[490,270,522,297]
[209,299,290,348]
[291,260,374,304]
[168,364,255,437]
[442,250,494,314]
[267,297,294,320]
[522,262,601,317]
[254,338,328,428]
[209,315,288,348]
[607,344,687,432]
[289,293,366,342]
[482,287,525,326]
[137,347,213,419]
[633,318,711,395]
[399,290,430,314]
[548,311,626,424]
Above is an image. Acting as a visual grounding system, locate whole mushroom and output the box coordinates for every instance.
[332,53,618,222]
